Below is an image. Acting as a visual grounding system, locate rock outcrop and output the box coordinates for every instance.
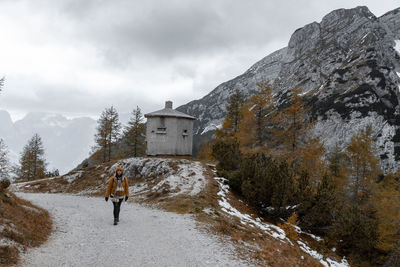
[177,6,400,172]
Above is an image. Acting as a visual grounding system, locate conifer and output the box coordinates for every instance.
[223,89,244,134]
[0,139,10,179]
[123,106,145,157]
[93,106,121,162]
[19,134,47,181]
[237,82,274,153]
[346,126,380,202]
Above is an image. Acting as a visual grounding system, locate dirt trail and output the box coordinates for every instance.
[17,193,247,267]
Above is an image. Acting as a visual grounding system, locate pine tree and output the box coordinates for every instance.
[270,160,296,216]
[240,153,273,206]
[334,203,379,261]
[211,136,241,173]
[93,106,121,163]
[302,173,337,233]
[123,106,145,157]
[0,139,10,179]
[223,89,244,134]
[19,134,47,181]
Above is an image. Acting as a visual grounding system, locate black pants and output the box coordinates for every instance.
[112,199,123,219]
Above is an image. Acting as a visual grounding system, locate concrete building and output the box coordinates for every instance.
[144,101,196,156]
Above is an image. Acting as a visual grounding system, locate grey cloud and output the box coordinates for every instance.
[1,0,399,119]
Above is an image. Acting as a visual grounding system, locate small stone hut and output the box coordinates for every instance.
[144,101,196,156]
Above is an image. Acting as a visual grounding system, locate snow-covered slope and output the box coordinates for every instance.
[13,157,208,198]
[0,110,96,174]
[177,6,400,172]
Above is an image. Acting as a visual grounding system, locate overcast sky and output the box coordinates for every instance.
[0,0,398,122]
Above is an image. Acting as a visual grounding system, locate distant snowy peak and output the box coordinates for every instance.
[0,110,96,174]
[14,112,70,130]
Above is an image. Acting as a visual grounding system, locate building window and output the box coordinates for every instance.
[156,127,167,134]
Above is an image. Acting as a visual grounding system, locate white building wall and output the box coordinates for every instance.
[146,117,194,156]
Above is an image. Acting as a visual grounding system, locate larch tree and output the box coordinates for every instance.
[19,133,47,181]
[93,106,121,163]
[299,136,326,181]
[273,87,309,159]
[327,144,349,193]
[346,126,380,202]
[0,139,10,179]
[237,82,275,153]
[123,106,146,157]
[373,173,400,260]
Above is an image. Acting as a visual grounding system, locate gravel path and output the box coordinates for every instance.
[17,193,247,267]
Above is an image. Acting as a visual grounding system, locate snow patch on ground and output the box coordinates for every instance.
[293,224,324,242]
[64,171,83,183]
[297,241,349,267]
[129,183,148,194]
[11,177,56,189]
[110,158,207,197]
[152,161,206,196]
[0,237,20,247]
[214,177,286,240]
[214,175,349,267]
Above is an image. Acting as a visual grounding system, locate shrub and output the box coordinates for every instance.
[211,137,241,172]
[0,178,10,191]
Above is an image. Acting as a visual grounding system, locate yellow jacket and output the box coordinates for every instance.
[105,176,129,198]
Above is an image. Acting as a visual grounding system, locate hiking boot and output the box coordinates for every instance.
[117,217,119,222]
[114,219,118,225]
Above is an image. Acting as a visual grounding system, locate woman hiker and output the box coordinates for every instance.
[105,165,129,225]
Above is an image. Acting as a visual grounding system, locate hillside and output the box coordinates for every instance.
[0,181,52,266]
[13,157,349,266]
[177,6,400,172]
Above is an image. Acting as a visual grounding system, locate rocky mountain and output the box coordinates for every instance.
[0,110,96,174]
[177,6,400,172]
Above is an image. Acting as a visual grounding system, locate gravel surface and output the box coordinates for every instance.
[17,193,248,267]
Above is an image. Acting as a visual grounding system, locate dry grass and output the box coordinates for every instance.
[12,160,119,196]
[0,190,52,266]
[146,164,325,266]
[12,158,342,266]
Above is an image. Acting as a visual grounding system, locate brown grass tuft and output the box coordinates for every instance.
[0,190,52,266]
